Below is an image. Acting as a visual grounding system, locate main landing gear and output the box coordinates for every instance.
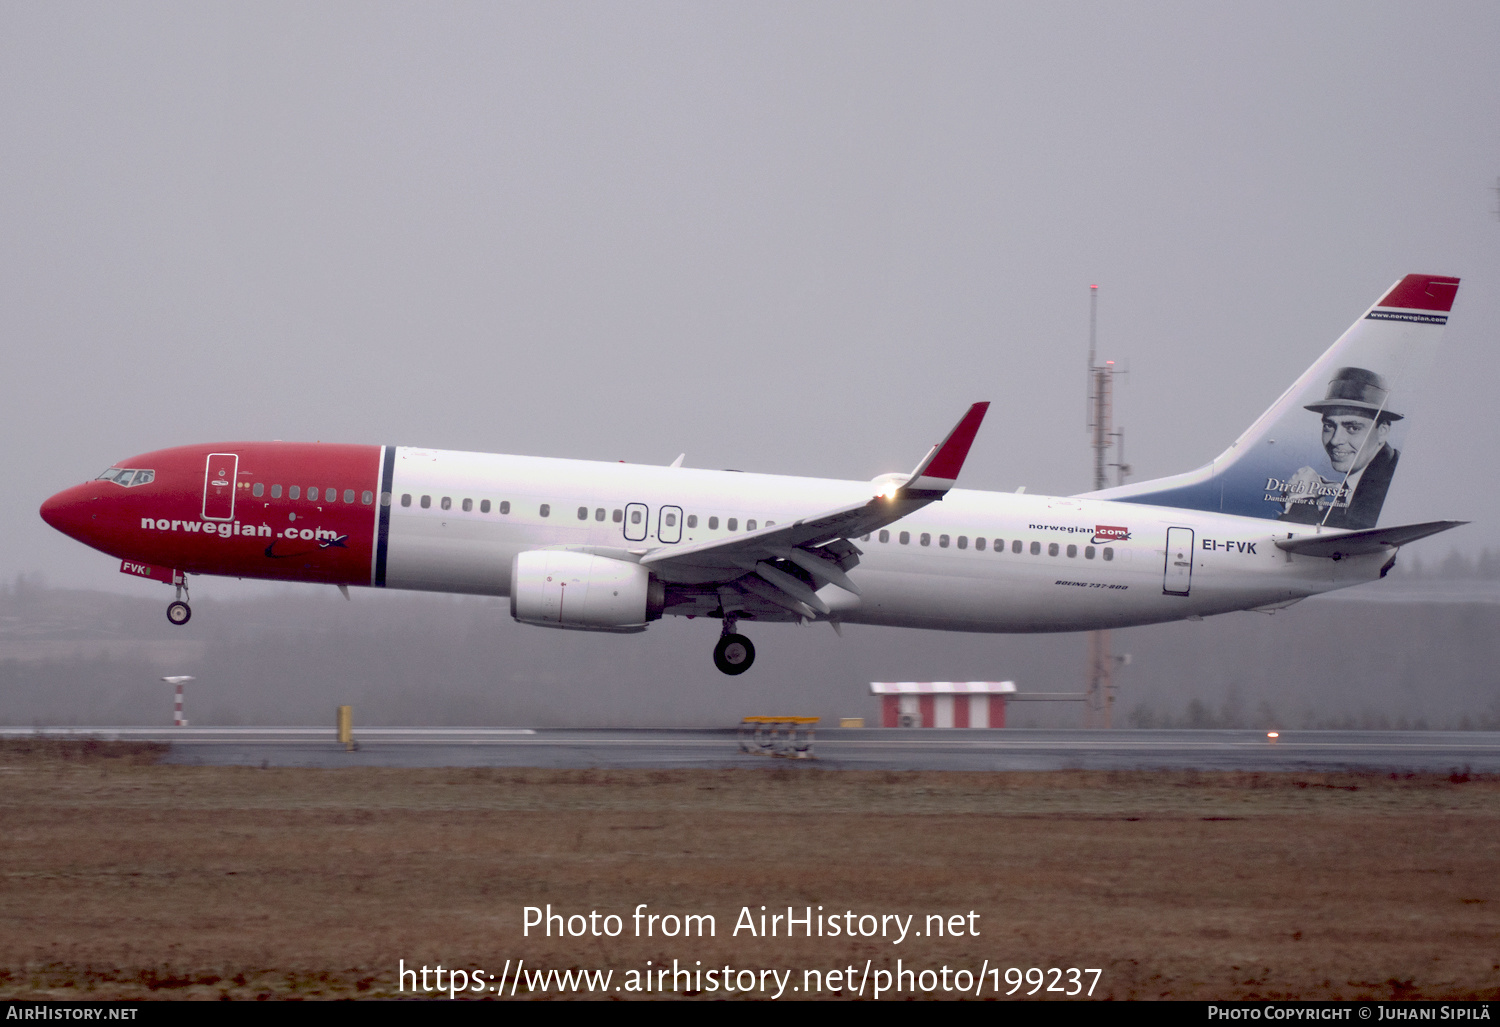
[713,615,755,676]
[166,574,191,626]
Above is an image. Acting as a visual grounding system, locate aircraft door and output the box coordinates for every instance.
[1163,527,1194,596]
[202,453,238,521]
[623,502,649,542]
[658,505,683,544]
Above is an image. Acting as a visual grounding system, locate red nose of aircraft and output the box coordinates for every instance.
[40,482,103,548]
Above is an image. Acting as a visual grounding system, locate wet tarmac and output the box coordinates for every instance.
[5,726,1498,773]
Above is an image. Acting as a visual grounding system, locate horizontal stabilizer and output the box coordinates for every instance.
[1274,520,1466,559]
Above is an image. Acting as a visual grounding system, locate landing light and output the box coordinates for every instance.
[1267,731,1280,741]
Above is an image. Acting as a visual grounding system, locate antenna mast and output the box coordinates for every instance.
[1085,286,1127,727]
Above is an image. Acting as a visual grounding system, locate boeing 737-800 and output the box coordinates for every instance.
[40,274,1464,674]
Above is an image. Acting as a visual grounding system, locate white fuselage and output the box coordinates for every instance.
[381,447,1385,632]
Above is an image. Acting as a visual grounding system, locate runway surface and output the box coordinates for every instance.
[5,726,1499,772]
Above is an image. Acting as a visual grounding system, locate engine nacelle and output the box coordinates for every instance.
[510,550,663,632]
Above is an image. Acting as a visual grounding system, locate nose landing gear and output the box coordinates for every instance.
[713,615,755,675]
[166,573,191,626]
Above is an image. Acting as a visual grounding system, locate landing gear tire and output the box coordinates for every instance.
[713,633,755,676]
[166,601,191,626]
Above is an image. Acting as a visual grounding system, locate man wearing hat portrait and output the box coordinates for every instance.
[1278,366,1402,530]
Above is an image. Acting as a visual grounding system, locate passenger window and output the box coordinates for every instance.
[1103,547,1114,561]
[939,534,950,548]
[630,510,642,525]
[401,494,411,507]
[709,517,719,530]
[957,536,967,550]
[540,504,550,517]
[578,506,588,520]
[746,519,756,531]
[686,514,697,528]
[975,537,985,551]
[1029,541,1040,555]
[441,497,452,511]
[920,533,931,546]
[462,498,473,512]
[480,499,491,513]
[380,492,391,507]
[1067,544,1077,558]
[500,501,511,514]
[1085,545,1095,559]
[879,529,890,543]
[1014,540,1023,554]
[344,489,355,503]
[326,487,336,501]
[597,508,606,521]
[290,486,301,500]
[899,531,910,545]
[612,508,622,522]
[307,487,319,502]
[420,495,431,509]
[665,513,677,527]
[362,490,374,505]
[766,521,774,527]
[270,484,282,499]
[728,518,738,531]
[1048,543,1059,556]
[252,483,264,498]
[861,534,870,542]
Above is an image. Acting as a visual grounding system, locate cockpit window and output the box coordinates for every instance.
[97,468,153,487]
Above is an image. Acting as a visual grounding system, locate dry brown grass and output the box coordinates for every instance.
[0,740,1497,1000]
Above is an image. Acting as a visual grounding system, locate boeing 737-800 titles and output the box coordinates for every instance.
[41,274,1464,674]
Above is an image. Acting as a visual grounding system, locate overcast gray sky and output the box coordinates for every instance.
[5,1,1498,594]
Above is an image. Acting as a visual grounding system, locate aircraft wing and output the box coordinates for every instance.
[639,403,989,617]
[1274,519,1467,559]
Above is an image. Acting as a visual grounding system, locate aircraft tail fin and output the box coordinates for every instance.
[1083,274,1459,529]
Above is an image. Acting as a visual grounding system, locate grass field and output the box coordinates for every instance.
[1,739,1497,1000]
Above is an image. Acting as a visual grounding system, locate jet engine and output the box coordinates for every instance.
[510,550,664,632]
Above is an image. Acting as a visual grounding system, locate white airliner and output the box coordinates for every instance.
[40,274,1464,674]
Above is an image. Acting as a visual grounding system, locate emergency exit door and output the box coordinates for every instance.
[1163,527,1194,595]
[623,502,649,542]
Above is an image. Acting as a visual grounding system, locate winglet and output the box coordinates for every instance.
[901,402,989,496]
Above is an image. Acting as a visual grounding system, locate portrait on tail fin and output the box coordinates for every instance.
[1276,367,1401,530]
[1081,274,1457,530]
